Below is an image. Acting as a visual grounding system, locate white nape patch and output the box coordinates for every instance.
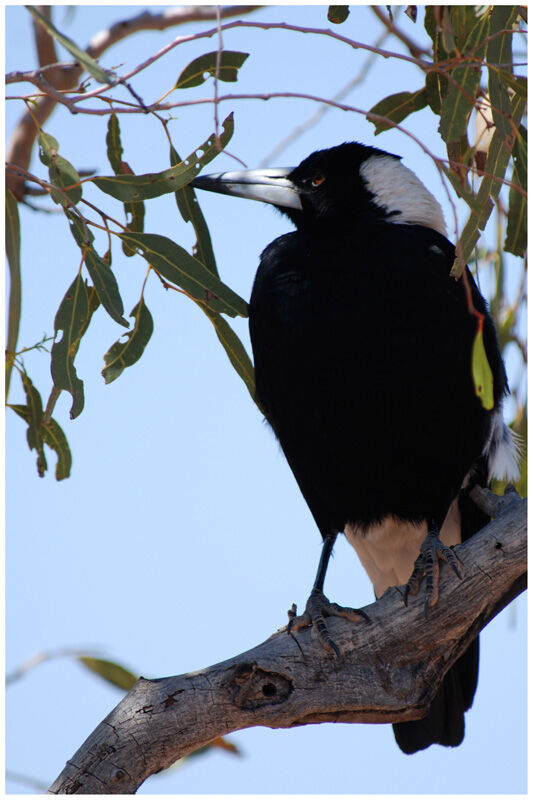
[484,408,521,482]
[360,155,447,237]
[344,500,461,598]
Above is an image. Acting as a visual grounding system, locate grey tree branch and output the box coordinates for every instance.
[48,489,526,795]
[6,5,261,199]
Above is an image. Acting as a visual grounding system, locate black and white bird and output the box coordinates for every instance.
[192,142,519,754]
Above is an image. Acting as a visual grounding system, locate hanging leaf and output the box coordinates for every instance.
[472,324,495,410]
[487,6,518,143]
[102,298,153,385]
[175,51,249,89]
[439,14,489,143]
[105,115,146,257]
[78,657,138,691]
[51,274,88,419]
[40,416,72,480]
[38,131,82,206]
[171,145,218,276]
[327,6,350,24]
[65,211,127,327]
[6,189,22,398]
[118,231,248,318]
[20,372,47,476]
[367,88,428,135]
[93,114,234,202]
[26,6,111,84]
[205,309,257,405]
[504,169,527,256]
[452,92,526,276]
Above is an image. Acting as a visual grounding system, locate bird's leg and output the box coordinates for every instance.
[403,518,463,616]
[287,532,370,656]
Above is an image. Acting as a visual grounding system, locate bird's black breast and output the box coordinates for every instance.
[249,223,505,535]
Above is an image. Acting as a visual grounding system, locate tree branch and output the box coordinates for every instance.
[5,5,261,198]
[48,489,526,794]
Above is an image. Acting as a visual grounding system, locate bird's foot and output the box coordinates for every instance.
[287,588,370,657]
[403,528,463,616]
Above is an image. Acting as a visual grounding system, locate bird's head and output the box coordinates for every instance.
[192,141,446,237]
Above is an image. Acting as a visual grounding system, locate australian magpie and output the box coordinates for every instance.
[192,142,519,753]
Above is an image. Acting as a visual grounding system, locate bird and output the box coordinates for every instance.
[192,141,520,754]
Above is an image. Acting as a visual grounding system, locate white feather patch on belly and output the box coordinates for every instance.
[344,499,461,598]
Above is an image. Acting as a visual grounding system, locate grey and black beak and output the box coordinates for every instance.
[192,167,302,210]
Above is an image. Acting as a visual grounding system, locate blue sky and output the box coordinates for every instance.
[6,5,526,794]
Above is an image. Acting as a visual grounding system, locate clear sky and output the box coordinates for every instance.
[6,4,526,795]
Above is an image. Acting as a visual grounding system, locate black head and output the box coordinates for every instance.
[192,141,447,237]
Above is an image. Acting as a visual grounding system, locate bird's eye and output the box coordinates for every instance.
[311,171,325,187]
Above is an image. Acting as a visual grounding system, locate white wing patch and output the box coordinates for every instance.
[344,500,461,598]
[360,155,447,237]
[485,408,521,482]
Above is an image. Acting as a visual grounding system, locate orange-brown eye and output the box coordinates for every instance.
[311,171,325,187]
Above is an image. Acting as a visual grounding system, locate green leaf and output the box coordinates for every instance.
[487,6,518,142]
[51,274,88,419]
[175,51,249,89]
[171,145,218,276]
[439,14,489,143]
[443,167,482,213]
[38,131,82,206]
[440,7,455,53]
[20,372,47,477]
[327,6,350,24]
[78,657,138,691]
[93,114,234,202]
[493,71,527,99]
[205,310,257,405]
[504,168,527,256]
[84,248,128,327]
[12,401,73,481]
[26,5,111,84]
[452,91,526,275]
[65,211,127,327]
[472,324,494,410]
[105,115,146,257]
[449,6,478,51]
[105,113,124,174]
[41,416,72,480]
[425,71,442,115]
[6,189,22,398]
[102,298,153,384]
[119,231,248,318]
[368,88,427,135]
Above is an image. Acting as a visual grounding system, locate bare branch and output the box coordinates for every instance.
[48,490,526,794]
[5,5,261,199]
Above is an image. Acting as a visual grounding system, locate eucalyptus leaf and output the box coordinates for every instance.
[51,274,88,419]
[20,372,47,477]
[118,231,248,318]
[327,6,350,24]
[105,115,146,256]
[171,145,218,276]
[487,6,518,142]
[175,51,249,89]
[93,114,234,202]
[6,189,21,397]
[102,298,153,385]
[368,88,427,135]
[38,131,82,206]
[439,14,489,143]
[26,6,111,84]
[472,324,495,410]
[78,657,138,691]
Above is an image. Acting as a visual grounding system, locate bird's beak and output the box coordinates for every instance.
[191,167,302,210]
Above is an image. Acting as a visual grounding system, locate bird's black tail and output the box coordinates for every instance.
[393,473,488,754]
